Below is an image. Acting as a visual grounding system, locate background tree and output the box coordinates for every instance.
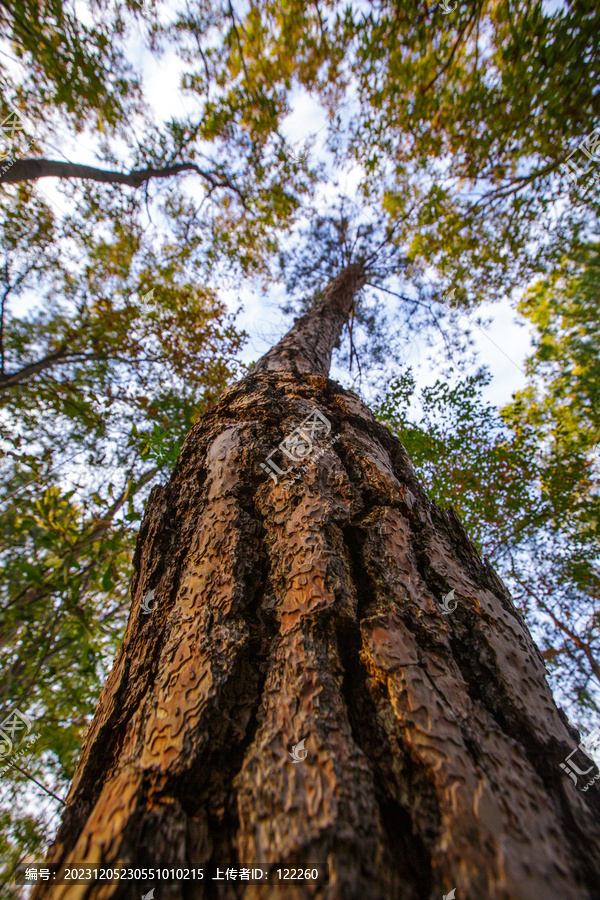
[0,179,247,884]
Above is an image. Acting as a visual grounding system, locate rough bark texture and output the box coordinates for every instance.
[252,264,367,377]
[33,266,600,900]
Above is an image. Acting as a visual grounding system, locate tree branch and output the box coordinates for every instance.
[0,158,242,195]
[0,344,70,389]
[2,759,66,805]
[512,572,600,686]
[421,4,480,95]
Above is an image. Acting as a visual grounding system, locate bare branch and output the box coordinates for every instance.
[3,759,66,805]
[0,158,243,198]
[0,344,70,389]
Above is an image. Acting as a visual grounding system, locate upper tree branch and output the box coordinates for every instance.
[421,6,479,95]
[0,344,70,389]
[0,345,142,390]
[0,159,244,198]
[512,572,600,686]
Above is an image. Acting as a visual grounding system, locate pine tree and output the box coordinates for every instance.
[33,263,600,899]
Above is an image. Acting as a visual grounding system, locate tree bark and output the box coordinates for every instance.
[32,263,600,899]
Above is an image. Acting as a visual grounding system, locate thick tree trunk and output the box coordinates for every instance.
[33,264,600,899]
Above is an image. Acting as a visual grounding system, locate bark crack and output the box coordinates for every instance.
[335,519,436,900]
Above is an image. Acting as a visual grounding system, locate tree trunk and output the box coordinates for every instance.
[33,264,600,899]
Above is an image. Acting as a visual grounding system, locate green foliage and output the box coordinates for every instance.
[344,0,600,299]
[0,0,141,130]
[376,370,540,552]
[224,0,599,306]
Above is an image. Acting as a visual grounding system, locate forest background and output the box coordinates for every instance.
[0,0,598,890]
